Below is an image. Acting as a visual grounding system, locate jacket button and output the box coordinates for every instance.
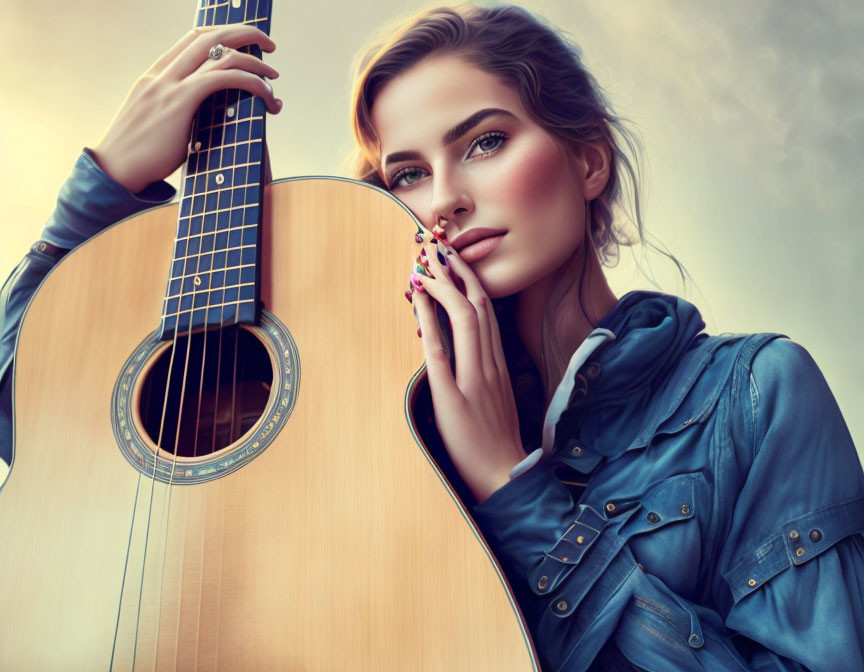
[576,535,584,544]
[688,633,702,648]
[796,547,805,557]
[556,600,568,612]
[747,578,757,587]
[810,529,823,542]
[789,529,799,540]
[605,502,616,513]
[571,445,583,457]
[537,576,548,590]
[646,512,660,524]
[680,504,690,515]
[585,362,602,379]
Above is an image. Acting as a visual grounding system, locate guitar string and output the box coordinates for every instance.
[126,4,224,667]
[191,83,235,672]
[113,37,207,664]
[200,2,265,665]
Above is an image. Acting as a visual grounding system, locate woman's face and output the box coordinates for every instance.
[371,54,590,299]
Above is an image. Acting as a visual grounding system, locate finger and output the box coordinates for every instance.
[166,25,277,81]
[412,286,461,400]
[196,48,280,80]
[428,244,500,383]
[191,69,282,114]
[145,30,200,78]
[411,267,483,390]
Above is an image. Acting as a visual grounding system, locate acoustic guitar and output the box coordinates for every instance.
[0,0,538,669]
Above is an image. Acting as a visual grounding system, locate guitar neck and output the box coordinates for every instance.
[159,0,273,341]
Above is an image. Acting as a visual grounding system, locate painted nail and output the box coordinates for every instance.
[414,232,425,244]
[417,326,422,338]
[420,248,427,258]
[410,273,425,291]
[404,290,413,304]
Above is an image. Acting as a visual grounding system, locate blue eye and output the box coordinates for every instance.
[388,130,509,189]
[391,166,426,188]
[468,131,508,157]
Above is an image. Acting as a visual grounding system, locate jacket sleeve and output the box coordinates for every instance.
[470,460,593,671]
[715,338,864,671]
[0,148,175,471]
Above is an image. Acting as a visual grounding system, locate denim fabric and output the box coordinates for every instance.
[471,294,864,671]
[1,152,862,671]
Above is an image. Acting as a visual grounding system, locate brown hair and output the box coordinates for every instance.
[343,2,688,402]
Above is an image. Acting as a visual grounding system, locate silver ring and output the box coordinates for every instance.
[208,43,226,60]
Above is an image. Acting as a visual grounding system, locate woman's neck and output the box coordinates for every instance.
[514,246,618,401]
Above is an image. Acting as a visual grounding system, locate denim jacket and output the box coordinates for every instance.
[1,151,863,671]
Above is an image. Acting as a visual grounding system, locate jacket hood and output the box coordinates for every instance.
[554,290,708,461]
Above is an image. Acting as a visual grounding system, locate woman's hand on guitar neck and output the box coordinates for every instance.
[91,25,281,195]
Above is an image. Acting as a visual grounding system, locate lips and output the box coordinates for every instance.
[450,228,507,252]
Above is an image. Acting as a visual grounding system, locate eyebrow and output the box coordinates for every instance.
[382,107,516,171]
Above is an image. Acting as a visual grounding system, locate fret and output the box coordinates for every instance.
[194,115,264,133]
[163,297,256,320]
[170,261,256,286]
[189,137,263,156]
[171,243,257,265]
[180,179,260,201]
[165,282,256,303]
[184,160,259,180]
[179,199,260,218]
[175,223,257,244]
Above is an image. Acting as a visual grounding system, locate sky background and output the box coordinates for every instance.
[2,0,861,462]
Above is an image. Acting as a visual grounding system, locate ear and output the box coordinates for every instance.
[569,141,612,201]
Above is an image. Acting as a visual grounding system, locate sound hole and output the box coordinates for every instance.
[138,325,273,458]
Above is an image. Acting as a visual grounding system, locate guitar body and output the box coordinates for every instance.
[0,177,537,670]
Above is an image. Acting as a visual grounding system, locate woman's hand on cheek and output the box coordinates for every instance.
[410,237,528,505]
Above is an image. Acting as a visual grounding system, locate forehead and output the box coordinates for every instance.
[370,55,525,154]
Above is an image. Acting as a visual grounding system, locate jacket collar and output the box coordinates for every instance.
[551,290,708,466]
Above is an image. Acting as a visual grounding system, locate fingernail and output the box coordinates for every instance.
[420,248,427,258]
[410,273,425,291]
[414,232,425,244]
[417,326,422,338]
[404,290,413,304]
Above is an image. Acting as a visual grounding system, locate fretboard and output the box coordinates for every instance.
[159,0,273,340]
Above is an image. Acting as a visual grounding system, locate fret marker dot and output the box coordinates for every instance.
[194,276,202,287]
[215,174,225,185]
[227,107,235,118]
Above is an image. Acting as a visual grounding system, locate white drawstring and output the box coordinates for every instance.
[508,327,616,480]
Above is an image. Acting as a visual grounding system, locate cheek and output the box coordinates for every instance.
[494,138,578,219]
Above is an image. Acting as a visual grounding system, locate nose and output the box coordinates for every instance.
[429,167,473,229]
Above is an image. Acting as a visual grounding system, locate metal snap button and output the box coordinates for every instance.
[646,512,660,524]
[556,600,568,612]
[605,502,616,513]
[681,504,690,515]
[576,535,584,544]
[585,362,602,379]
[789,529,799,540]
[688,633,702,647]
[537,576,548,590]
[570,445,583,457]
[810,529,822,542]
[747,578,757,587]
[796,547,805,557]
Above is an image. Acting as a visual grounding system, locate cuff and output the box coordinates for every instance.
[470,458,578,579]
[40,148,176,249]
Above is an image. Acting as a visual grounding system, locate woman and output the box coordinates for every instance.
[1,3,862,670]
